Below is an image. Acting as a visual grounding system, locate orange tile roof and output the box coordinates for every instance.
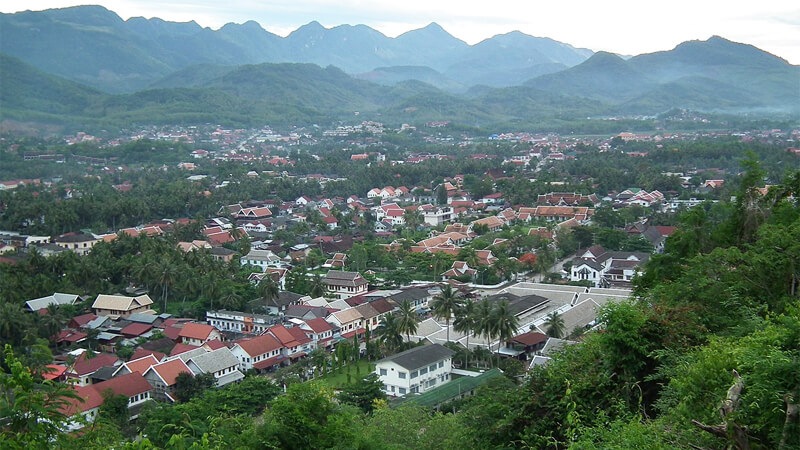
[178,323,216,341]
[123,354,159,375]
[148,359,192,386]
[235,334,283,357]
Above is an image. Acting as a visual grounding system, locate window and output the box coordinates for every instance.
[420,367,428,375]
[438,361,443,368]
[411,371,418,378]
[399,387,406,395]
[379,368,387,376]
[399,372,406,379]
[429,364,436,372]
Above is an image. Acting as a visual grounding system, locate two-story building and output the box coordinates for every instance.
[230,334,286,372]
[53,232,100,256]
[92,294,154,319]
[206,310,279,335]
[178,323,222,346]
[142,358,193,402]
[323,270,368,300]
[267,324,314,361]
[185,347,244,387]
[298,318,335,350]
[374,344,455,397]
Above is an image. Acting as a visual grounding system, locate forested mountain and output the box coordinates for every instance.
[526,36,800,113]
[0,6,592,92]
[2,7,798,129]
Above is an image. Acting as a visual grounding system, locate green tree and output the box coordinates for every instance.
[0,345,79,447]
[453,299,478,368]
[544,311,566,338]
[259,382,359,449]
[490,300,519,367]
[431,285,462,343]
[258,277,280,313]
[375,313,404,353]
[396,300,419,344]
[337,372,386,414]
[174,372,215,403]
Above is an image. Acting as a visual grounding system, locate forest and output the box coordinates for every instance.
[1,162,798,448]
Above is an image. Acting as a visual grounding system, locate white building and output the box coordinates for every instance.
[241,249,281,270]
[374,344,455,397]
[323,270,369,300]
[185,347,245,387]
[423,206,454,226]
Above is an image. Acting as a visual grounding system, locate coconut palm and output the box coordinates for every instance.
[431,285,462,343]
[453,299,477,367]
[154,259,179,312]
[375,313,404,352]
[38,304,66,341]
[543,311,566,338]
[474,300,497,366]
[395,300,419,345]
[490,300,520,367]
[218,287,242,311]
[0,303,30,347]
[309,274,327,298]
[258,277,280,313]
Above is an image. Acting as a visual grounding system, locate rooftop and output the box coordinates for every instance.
[376,344,455,371]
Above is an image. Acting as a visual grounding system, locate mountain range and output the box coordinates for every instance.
[1,5,798,131]
[0,5,592,93]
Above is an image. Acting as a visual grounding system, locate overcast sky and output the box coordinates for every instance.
[4,1,800,63]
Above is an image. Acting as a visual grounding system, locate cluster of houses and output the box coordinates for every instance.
[33,276,634,417]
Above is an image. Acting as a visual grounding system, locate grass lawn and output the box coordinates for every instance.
[319,360,374,389]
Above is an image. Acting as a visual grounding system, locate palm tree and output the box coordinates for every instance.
[395,300,418,345]
[431,285,462,343]
[543,311,566,338]
[474,300,496,366]
[490,301,520,367]
[0,303,30,347]
[375,313,404,352]
[38,304,65,342]
[258,277,280,314]
[309,274,327,298]
[403,209,422,231]
[154,259,179,312]
[453,299,477,367]
[219,290,242,311]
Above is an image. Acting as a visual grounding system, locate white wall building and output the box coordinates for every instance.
[374,344,455,397]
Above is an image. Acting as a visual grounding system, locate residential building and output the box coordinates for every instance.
[241,249,281,270]
[267,324,314,361]
[569,246,650,287]
[178,323,222,346]
[230,334,285,372]
[298,318,335,349]
[374,344,455,396]
[206,310,279,335]
[422,206,454,226]
[142,358,193,402]
[323,270,369,300]
[92,294,154,318]
[185,347,244,387]
[53,232,100,256]
[24,292,80,312]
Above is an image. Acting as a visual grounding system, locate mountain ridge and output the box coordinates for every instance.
[0,5,594,92]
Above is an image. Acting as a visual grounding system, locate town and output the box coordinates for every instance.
[1,120,799,446]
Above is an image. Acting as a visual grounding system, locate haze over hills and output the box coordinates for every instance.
[1,5,798,131]
[0,5,593,93]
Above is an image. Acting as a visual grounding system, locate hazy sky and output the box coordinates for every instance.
[4,1,800,63]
